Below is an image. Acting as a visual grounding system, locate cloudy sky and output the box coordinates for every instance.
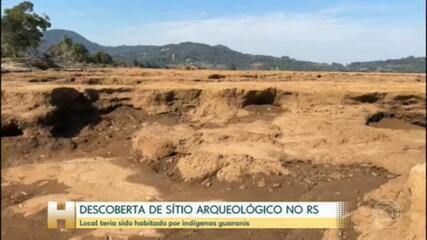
[2,0,425,63]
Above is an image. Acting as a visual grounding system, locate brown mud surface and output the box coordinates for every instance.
[1,69,426,240]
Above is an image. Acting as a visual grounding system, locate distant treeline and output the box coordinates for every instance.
[42,30,425,73]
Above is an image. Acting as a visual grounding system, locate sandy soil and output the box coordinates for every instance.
[1,68,425,240]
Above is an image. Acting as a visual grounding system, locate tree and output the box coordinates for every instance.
[50,36,74,64]
[91,52,113,65]
[72,43,89,62]
[1,1,51,57]
[133,59,141,67]
[50,36,90,66]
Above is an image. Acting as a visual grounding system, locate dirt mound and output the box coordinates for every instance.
[132,124,189,163]
[132,89,202,115]
[132,87,281,124]
[132,121,287,183]
[177,152,288,183]
[190,88,279,123]
[176,152,223,181]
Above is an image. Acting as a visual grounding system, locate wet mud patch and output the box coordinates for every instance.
[1,105,184,167]
[1,137,79,167]
[0,158,390,240]
[369,117,424,130]
[124,160,392,240]
[127,160,392,203]
[348,92,386,104]
[2,179,70,209]
[1,210,93,240]
[366,112,424,130]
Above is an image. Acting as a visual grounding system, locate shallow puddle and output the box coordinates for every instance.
[369,117,424,130]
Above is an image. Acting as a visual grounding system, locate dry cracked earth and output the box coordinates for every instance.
[1,68,426,240]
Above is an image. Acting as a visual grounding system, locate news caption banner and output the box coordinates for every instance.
[48,201,350,229]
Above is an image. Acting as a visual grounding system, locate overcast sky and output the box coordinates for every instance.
[2,0,425,63]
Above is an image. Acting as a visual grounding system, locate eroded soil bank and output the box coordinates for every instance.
[1,69,426,240]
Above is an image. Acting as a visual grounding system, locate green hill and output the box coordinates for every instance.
[41,29,425,73]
